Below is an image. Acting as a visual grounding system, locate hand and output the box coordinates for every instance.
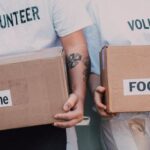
[54,93,84,128]
[94,86,115,118]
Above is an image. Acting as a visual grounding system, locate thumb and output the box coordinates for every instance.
[63,93,78,112]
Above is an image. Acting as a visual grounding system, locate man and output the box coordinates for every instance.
[0,0,92,149]
[84,0,150,149]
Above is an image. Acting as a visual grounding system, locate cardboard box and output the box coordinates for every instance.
[0,47,68,130]
[100,45,150,113]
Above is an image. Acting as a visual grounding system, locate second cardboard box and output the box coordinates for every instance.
[100,45,150,113]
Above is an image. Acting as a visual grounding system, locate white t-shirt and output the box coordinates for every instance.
[85,1,150,149]
[85,0,150,74]
[0,0,91,56]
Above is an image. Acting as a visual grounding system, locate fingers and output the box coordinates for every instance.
[94,86,112,117]
[63,93,78,112]
[94,90,106,110]
[54,110,83,128]
[97,108,112,118]
[54,118,81,128]
[95,93,116,117]
[94,86,106,110]
[55,109,83,121]
[54,94,83,128]
[95,97,109,117]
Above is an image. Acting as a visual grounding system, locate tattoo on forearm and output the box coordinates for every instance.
[67,53,90,82]
[67,53,82,69]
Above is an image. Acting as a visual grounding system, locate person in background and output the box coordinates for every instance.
[0,0,92,150]
[84,0,150,149]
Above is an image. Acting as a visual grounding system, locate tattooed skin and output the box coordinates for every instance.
[67,53,90,82]
[67,53,82,69]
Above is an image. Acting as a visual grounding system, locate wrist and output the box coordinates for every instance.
[71,90,85,102]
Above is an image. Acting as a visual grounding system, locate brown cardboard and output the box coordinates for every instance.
[100,45,150,113]
[0,47,68,130]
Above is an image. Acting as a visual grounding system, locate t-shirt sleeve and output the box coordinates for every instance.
[84,1,102,75]
[52,0,92,37]
[84,24,101,75]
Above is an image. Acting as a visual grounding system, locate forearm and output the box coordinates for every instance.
[66,47,89,102]
[61,30,89,102]
[89,73,100,95]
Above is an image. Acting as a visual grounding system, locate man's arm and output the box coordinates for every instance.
[89,73,100,94]
[54,30,90,128]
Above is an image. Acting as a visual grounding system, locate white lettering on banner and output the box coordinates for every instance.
[0,90,12,107]
[123,79,150,96]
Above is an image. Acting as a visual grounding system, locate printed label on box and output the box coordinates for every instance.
[123,79,150,96]
[0,90,12,107]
